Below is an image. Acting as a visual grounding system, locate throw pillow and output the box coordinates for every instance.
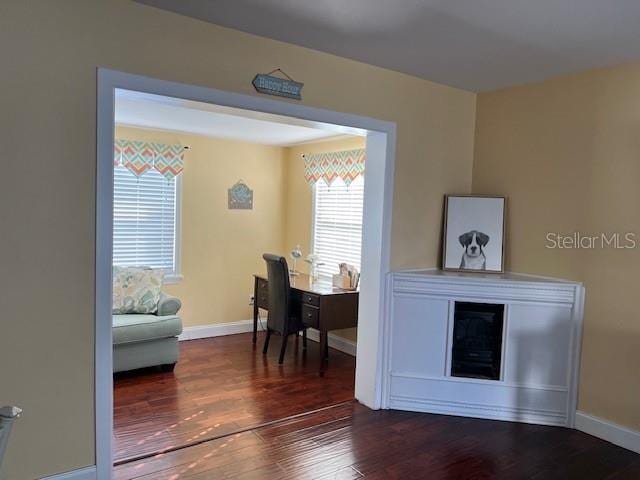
[113,266,165,314]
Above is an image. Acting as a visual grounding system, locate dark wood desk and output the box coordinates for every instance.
[253,273,358,375]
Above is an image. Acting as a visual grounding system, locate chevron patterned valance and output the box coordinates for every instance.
[303,148,365,186]
[114,139,186,181]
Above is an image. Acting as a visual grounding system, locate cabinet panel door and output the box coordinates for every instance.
[504,304,572,387]
[391,295,449,377]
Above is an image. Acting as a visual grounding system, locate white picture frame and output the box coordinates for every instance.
[442,195,506,273]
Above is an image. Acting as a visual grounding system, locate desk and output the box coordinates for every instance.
[253,273,358,375]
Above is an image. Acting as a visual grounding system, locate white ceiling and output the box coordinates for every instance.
[136,0,640,92]
[115,90,352,146]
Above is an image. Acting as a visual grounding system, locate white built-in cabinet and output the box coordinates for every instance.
[384,269,584,427]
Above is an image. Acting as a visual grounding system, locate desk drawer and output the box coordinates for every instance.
[257,278,269,292]
[256,278,269,309]
[256,293,269,309]
[301,292,320,307]
[301,304,319,328]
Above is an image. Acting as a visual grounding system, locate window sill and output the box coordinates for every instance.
[164,274,184,285]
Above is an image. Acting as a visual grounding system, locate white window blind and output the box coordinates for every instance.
[312,176,364,280]
[113,166,179,274]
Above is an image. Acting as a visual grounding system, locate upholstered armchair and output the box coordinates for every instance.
[112,267,183,373]
[113,292,183,373]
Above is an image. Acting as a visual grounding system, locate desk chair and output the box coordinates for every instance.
[262,254,307,363]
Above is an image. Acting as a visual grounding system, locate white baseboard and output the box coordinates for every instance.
[178,319,254,341]
[575,411,640,454]
[303,328,357,357]
[178,320,357,357]
[389,395,567,427]
[40,465,96,480]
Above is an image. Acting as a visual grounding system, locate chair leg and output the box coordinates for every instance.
[302,329,307,349]
[263,329,272,355]
[160,363,176,373]
[278,335,288,364]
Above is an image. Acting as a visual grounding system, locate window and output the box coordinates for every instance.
[113,166,181,280]
[312,176,364,280]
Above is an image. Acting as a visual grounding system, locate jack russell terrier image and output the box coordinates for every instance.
[459,230,490,270]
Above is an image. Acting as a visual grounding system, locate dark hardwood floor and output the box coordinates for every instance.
[114,332,640,479]
[114,400,640,479]
[113,332,356,463]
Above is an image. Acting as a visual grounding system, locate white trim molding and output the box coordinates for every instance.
[40,466,97,480]
[178,319,254,341]
[178,321,357,358]
[390,395,568,427]
[97,68,396,480]
[575,411,640,454]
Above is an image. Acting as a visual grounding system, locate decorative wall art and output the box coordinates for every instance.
[442,195,506,273]
[228,181,254,210]
[252,68,304,100]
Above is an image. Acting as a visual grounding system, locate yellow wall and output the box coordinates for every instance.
[474,62,640,431]
[116,130,363,339]
[6,1,639,478]
[116,126,287,328]
[284,136,367,342]
[0,1,475,477]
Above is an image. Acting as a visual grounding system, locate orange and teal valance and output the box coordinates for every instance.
[114,139,186,180]
[303,148,365,186]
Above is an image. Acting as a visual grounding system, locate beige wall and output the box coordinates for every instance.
[284,136,367,342]
[474,62,640,431]
[0,1,475,477]
[116,126,287,328]
[7,1,639,477]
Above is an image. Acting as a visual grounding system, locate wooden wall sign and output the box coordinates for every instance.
[252,69,303,100]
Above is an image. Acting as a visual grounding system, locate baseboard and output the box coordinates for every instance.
[388,394,567,427]
[303,328,357,357]
[575,411,640,454]
[178,319,254,341]
[40,465,96,480]
[178,321,357,357]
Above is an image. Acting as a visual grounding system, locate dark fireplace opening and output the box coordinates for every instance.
[451,302,504,381]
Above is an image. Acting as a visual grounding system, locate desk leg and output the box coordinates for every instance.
[252,286,258,345]
[319,330,328,377]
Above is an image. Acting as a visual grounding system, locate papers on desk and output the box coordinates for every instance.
[333,263,360,290]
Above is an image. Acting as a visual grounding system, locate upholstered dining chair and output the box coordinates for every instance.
[262,254,307,363]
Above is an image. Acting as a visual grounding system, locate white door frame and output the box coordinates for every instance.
[96,68,396,479]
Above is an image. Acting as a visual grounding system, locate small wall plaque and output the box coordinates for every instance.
[228,181,253,210]
[252,69,303,100]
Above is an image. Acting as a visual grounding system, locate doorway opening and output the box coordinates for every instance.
[97,69,395,478]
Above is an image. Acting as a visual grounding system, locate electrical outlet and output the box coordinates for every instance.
[249,295,255,305]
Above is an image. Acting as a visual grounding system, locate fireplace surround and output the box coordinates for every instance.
[451,302,504,381]
[386,269,584,427]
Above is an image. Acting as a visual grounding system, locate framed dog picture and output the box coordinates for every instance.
[442,195,506,273]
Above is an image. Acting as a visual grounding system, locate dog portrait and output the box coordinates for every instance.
[442,196,505,273]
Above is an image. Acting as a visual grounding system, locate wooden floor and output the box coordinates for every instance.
[114,333,640,479]
[115,400,640,479]
[113,332,356,463]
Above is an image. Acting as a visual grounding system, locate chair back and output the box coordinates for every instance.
[262,254,291,334]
